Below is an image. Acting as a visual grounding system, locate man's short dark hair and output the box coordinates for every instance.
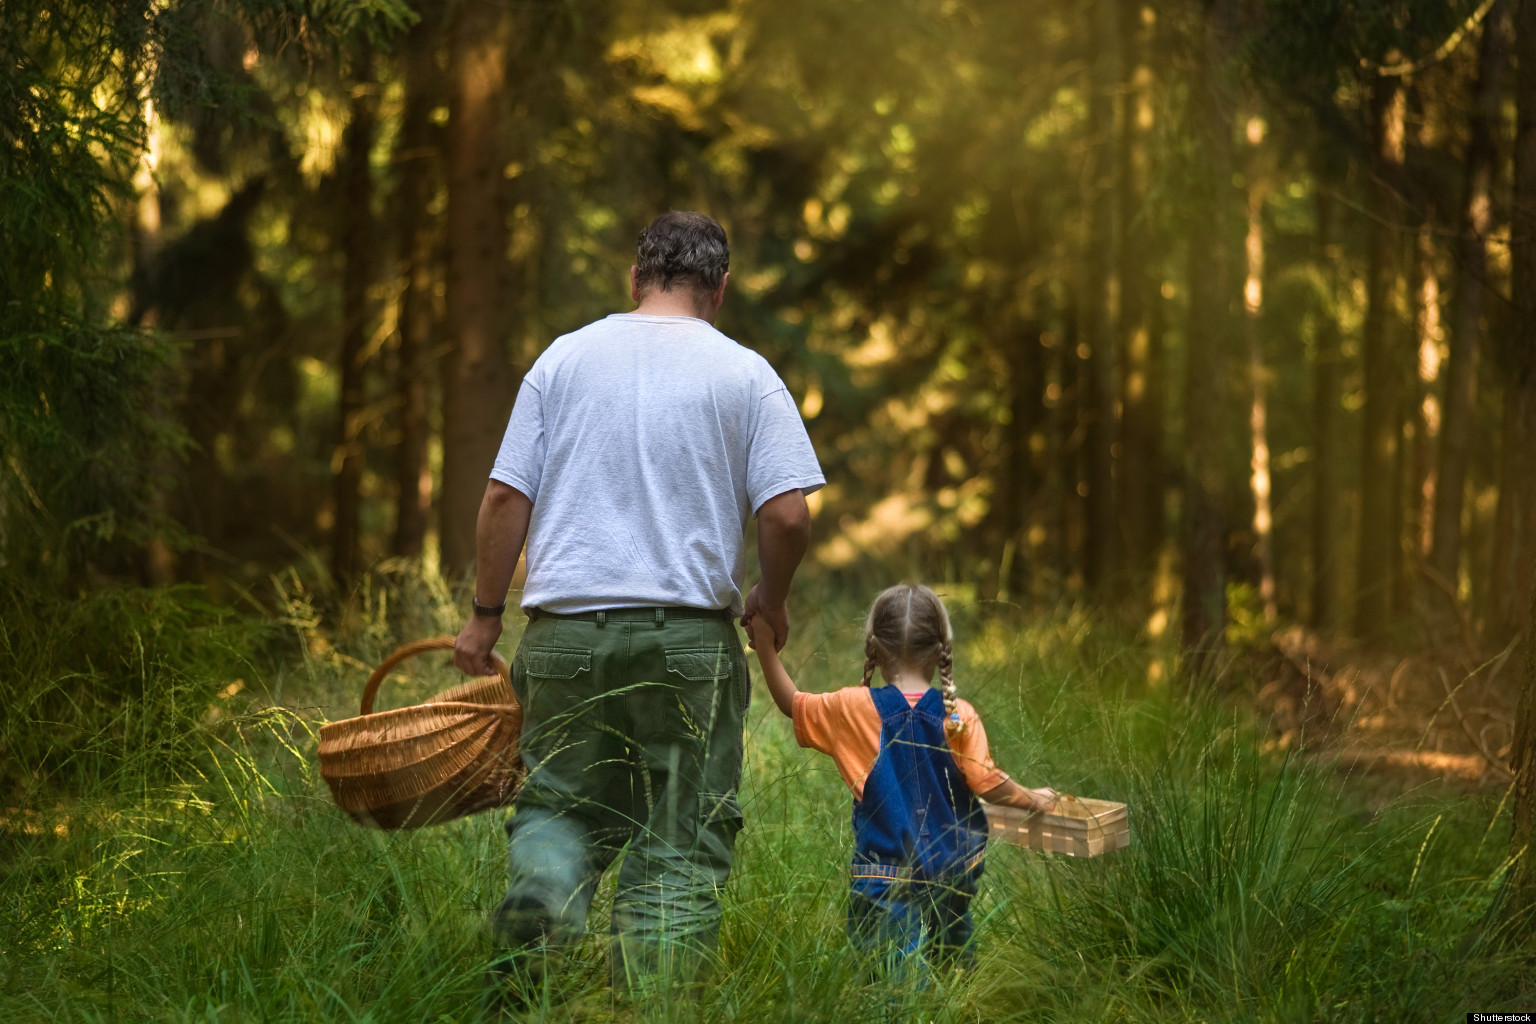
[634,211,729,296]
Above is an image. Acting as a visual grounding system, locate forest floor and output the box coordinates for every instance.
[3,575,1534,1023]
[1256,619,1520,790]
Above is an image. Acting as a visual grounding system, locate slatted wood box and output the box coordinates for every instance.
[984,797,1129,858]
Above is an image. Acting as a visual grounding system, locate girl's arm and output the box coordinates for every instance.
[979,777,1058,813]
[747,615,798,718]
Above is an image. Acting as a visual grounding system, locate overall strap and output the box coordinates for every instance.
[869,681,911,724]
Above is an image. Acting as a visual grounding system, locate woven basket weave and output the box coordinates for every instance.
[319,637,524,830]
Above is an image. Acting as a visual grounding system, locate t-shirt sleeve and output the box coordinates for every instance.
[490,376,545,501]
[949,702,1010,795]
[746,371,825,515]
[792,690,841,754]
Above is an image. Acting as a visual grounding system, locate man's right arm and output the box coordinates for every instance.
[453,480,533,676]
[741,488,811,652]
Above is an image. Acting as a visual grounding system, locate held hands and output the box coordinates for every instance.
[739,582,789,651]
[744,606,799,719]
[452,614,503,677]
[1025,787,1059,814]
[746,614,777,656]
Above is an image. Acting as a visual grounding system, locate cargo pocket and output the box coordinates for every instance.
[524,647,591,680]
[520,647,593,718]
[512,647,593,779]
[665,647,733,683]
[701,789,744,869]
[701,790,743,833]
[665,645,748,715]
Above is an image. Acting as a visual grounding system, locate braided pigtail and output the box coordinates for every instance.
[860,632,879,687]
[939,639,964,735]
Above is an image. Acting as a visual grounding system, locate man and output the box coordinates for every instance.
[453,211,823,1000]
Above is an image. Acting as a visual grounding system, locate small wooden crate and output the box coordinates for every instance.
[984,797,1129,858]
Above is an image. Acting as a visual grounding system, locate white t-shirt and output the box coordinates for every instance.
[490,313,825,614]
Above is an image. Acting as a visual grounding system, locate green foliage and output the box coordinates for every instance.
[0,0,418,583]
[0,585,1527,1022]
[0,324,188,577]
[0,0,147,311]
[1250,0,1476,94]
[0,578,266,793]
[2,0,174,579]
[1025,726,1364,1004]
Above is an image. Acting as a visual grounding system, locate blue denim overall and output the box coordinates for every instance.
[848,684,990,974]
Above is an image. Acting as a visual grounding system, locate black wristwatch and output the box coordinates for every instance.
[471,595,506,618]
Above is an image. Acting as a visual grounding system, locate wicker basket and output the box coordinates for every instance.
[318,637,524,830]
[984,796,1129,858]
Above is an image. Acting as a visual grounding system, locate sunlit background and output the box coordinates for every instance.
[10,0,1535,654]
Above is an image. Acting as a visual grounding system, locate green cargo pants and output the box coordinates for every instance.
[491,607,747,994]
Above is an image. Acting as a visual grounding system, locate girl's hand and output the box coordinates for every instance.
[978,778,1056,814]
[746,613,776,653]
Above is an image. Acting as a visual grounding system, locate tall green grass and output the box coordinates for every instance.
[0,579,266,794]
[1,575,1529,1022]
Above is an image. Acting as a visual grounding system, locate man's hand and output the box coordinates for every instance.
[740,582,789,651]
[454,615,504,677]
[452,481,530,677]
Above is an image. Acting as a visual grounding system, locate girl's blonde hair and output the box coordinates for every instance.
[858,583,962,734]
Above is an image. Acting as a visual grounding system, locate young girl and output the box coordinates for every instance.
[747,583,1056,975]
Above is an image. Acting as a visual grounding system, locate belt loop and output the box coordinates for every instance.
[596,610,606,628]
[654,607,665,628]
[527,607,540,623]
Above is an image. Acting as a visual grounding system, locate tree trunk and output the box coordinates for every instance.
[1311,192,1342,629]
[1180,1,1235,671]
[130,95,176,585]
[1509,550,1536,919]
[333,58,375,587]
[1491,387,1536,636]
[1118,0,1163,578]
[1051,303,1080,585]
[1352,75,1407,639]
[1001,323,1046,601]
[1410,222,1442,572]
[1083,0,1120,591]
[1243,121,1276,623]
[440,0,517,577]
[1493,0,1536,639]
[1432,0,1508,599]
[392,23,440,561]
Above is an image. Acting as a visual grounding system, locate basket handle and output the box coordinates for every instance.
[359,636,511,716]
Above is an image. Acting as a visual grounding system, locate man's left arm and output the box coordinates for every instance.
[740,377,825,649]
[741,489,811,651]
[453,480,533,676]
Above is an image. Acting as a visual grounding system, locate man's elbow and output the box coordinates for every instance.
[483,480,531,512]
[758,489,812,542]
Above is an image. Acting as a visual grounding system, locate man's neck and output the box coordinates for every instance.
[632,288,718,324]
